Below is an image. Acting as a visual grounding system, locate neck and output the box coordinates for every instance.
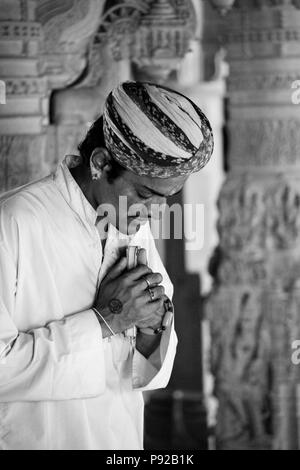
[70,164,100,211]
[70,164,108,250]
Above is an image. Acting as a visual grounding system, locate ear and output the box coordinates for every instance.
[90,147,110,171]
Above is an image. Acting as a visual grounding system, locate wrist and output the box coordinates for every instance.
[93,307,124,338]
[92,307,113,338]
[136,329,162,359]
[93,306,133,337]
[137,326,163,336]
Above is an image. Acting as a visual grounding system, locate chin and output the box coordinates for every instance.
[116,217,147,236]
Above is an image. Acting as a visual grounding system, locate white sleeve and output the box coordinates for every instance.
[132,319,178,391]
[131,223,178,391]
[0,211,106,402]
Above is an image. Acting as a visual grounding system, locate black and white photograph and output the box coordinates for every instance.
[0,0,299,453]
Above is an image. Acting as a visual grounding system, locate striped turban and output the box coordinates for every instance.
[103,81,214,179]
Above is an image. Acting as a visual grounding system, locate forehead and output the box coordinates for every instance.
[122,168,188,193]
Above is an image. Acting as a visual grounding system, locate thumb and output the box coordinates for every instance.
[137,248,148,266]
[105,257,127,281]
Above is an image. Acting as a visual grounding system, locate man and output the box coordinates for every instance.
[0,81,214,450]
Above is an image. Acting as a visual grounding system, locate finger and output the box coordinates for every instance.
[125,264,152,282]
[104,257,127,281]
[132,273,163,294]
[152,315,165,328]
[145,285,165,302]
[137,248,148,266]
[141,298,165,317]
[137,313,164,330]
[133,294,165,316]
[136,297,163,313]
[144,272,163,287]
[154,305,166,319]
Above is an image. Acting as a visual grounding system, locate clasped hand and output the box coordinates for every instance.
[94,248,166,334]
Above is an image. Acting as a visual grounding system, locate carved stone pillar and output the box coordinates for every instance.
[0,0,103,192]
[207,0,300,450]
[0,0,48,191]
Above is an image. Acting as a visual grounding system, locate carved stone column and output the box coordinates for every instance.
[0,0,47,191]
[207,0,300,450]
[0,0,103,192]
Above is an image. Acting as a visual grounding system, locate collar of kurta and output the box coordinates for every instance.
[53,154,143,246]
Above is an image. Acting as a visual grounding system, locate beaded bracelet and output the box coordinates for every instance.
[138,308,174,336]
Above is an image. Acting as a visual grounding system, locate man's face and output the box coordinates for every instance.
[96,165,188,235]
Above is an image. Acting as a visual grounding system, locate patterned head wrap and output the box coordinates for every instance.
[103,81,214,178]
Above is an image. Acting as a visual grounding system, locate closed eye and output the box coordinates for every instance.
[137,191,152,200]
[137,187,183,200]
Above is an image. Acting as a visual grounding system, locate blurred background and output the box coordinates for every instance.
[1,0,300,450]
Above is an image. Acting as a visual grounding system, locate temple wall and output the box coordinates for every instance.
[206,0,300,450]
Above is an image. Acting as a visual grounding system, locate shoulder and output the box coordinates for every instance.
[0,176,57,224]
[0,176,60,254]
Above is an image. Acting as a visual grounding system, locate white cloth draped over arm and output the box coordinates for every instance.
[131,223,178,391]
[0,209,106,402]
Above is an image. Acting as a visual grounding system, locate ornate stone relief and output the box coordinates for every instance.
[51,0,197,157]
[207,286,271,448]
[36,0,105,87]
[228,73,300,91]
[206,0,300,449]
[218,176,300,252]
[0,0,105,191]
[91,0,196,81]
[0,135,51,191]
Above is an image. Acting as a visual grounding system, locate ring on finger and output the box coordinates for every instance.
[148,287,155,302]
[143,276,151,289]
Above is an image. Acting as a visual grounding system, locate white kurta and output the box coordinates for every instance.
[0,157,177,450]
